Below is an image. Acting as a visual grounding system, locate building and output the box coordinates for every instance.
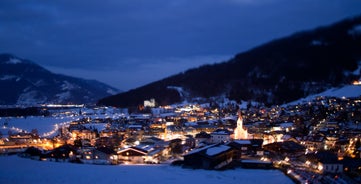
[306,151,343,174]
[234,111,248,139]
[210,129,231,143]
[227,139,264,160]
[183,143,233,170]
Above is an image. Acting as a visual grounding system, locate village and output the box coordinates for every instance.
[1,95,361,184]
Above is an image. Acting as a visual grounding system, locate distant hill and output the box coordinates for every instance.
[98,15,361,108]
[0,53,118,105]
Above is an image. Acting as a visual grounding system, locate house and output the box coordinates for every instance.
[95,136,122,148]
[300,135,324,152]
[46,144,77,161]
[306,151,343,174]
[210,129,231,144]
[195,131,211,146]
[184,136,196,150]
[263,141,305,156]
[20,146,43,160]
[183,143,233,170]
[80,147,118,165]
[227,139,264,160]
[140,137,170,161]
[8,132,33,144]
[240,159,273,169]
[169,138,183,156]
[324,136,339,150]
[140,136,166,147]
[117,146,148,164]
[192,124,218,134]
[117,145,167,164]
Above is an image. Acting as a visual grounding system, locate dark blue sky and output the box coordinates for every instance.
[1,0,361,90]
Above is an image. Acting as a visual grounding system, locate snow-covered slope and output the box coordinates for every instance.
[288,84,361,105]
[0,53,119,105]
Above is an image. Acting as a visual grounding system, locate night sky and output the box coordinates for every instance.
[1,0,361,91]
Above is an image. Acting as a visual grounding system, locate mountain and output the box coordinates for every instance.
[0,53,118,105]
[98,15,361,108]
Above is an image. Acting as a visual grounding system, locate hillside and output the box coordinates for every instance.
[98,15,361,108]
[0,53,118,105]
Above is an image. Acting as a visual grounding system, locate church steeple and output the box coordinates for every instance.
[234,110,248,139]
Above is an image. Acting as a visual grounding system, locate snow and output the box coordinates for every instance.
[287,84,361,105]
[167,86,187,99]
[61,81,76,90]
[55,91,71,101]
[184,122,198,126]
[233,140,251,145]
[348,25,361,36]
[83,123,107,131]
[0,156,293,184]
[106,88,118,95]
[5,58,22,64]
[352,61,361,75]
[17,91,47,105]
[0,116,76,137]
[34,80,46,87]
[185,144,216,155]
[239,100,261,109]
[206,145,231,156]
[280,122,293,128]
[0,75,18,80]
[212,130,230,135]
[310,40,323,46]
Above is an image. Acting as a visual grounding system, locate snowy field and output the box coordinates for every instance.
[0,155,293,184]
[0,116,77,137]
[287,84,361,105]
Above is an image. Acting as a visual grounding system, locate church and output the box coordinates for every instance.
[234,110,248,140]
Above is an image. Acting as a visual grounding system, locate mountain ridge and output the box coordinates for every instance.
[98,15,361,108]
[0,53,119,105]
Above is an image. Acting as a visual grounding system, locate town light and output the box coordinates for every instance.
[318,164,323,171]
[284,157,290,162]
[305,160,310,166]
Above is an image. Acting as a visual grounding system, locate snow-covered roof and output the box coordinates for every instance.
[184,144,216,156]
[128,124,142,128]
[206,145,231,156]
[211,129,231,135]
[184,122,198,126]
[280,122,293,128]
[233,140,251,145]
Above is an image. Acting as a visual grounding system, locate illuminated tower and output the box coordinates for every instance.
[234,110,248,139]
